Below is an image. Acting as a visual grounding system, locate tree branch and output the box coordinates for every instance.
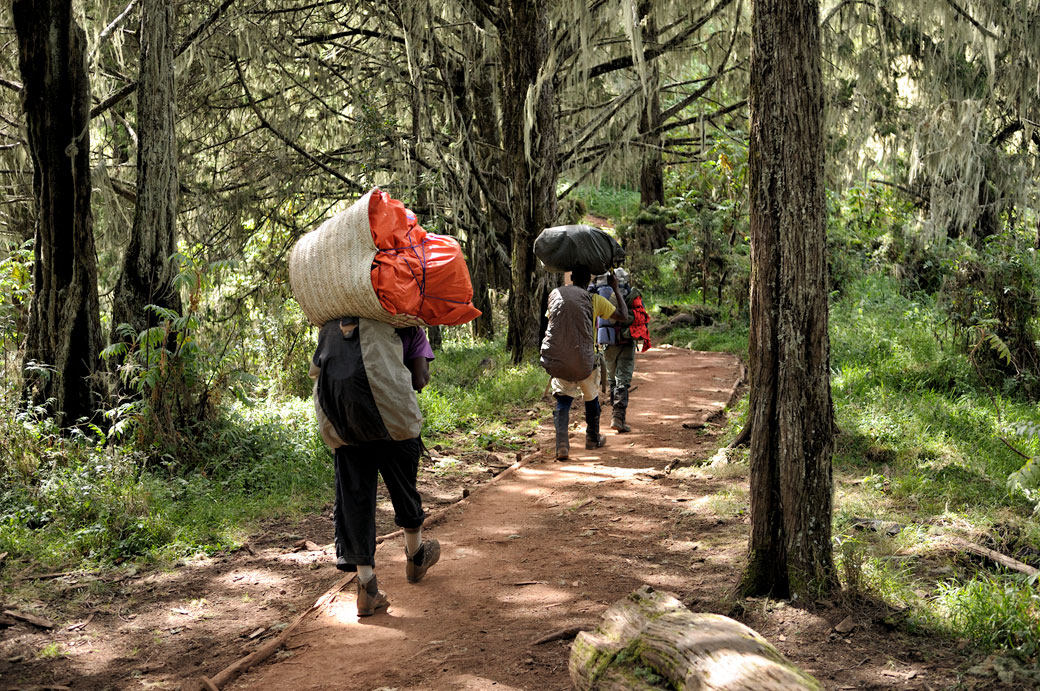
[942,0,999,39]
[296,28,405,47]
[91,0,237,119]
[660,3,743,121]
[232,59,365,193]
[90,0,139,63]
[586,0,737,80]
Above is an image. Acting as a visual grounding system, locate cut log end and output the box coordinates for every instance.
[570,585,820,691]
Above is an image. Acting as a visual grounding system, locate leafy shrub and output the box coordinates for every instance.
[938,235,1040,398]
[826,182,920,297]
[419,336,544,441]
[0,240,32,356]
[623,135,751,312]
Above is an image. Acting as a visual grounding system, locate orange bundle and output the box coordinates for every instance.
[367,190,482,326]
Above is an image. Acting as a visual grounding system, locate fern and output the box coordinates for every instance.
[1010,425,1040,511]
[1007,456,1040,494]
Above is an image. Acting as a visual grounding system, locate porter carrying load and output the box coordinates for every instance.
[534,224,625,275]
[290,189,482,327]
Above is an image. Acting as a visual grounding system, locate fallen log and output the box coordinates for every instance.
[570,586,820,691]
[2,609,56,629]
[947,536,1039,577]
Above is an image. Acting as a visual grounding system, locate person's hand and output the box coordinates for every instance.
[607,271,619,290]
[409,357,430,391]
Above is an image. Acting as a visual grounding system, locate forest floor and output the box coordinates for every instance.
[1,346,1025,690]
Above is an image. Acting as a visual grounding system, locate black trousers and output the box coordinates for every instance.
[333,437,426,570]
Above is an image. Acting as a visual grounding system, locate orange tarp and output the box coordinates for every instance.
[368,189,482,326]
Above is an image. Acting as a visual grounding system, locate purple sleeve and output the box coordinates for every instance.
[398,326,435,362]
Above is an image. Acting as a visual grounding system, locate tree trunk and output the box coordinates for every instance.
[426,325,443,351]
[14,0,102,427]
[468,225,495,340]
[470,59,505,340]
[499,0,557,364]
[570,586,820,690]
[636,9,669,253]
[110,0,182,353]
[741,0,836,599]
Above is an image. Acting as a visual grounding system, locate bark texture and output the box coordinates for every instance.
[15,0,102,426]
[742,0,836,598]
[499,0,557,364]
[110,0,182,347]
[636,9,669,252]
[570,586,820,690]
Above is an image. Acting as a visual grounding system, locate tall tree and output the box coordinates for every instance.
[499,0,558,363]
[635,5,668,251]
[14,0,103,426]
[741,0,836,598]
[110,0,182,352]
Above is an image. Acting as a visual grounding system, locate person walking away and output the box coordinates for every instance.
[591,268,652,433]
[310,318,441,616]
[540,267,628,460]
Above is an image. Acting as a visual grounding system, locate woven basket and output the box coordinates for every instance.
[289,190,427,328]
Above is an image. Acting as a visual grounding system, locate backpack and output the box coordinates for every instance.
[313,317,423,444]
[540,285,595,381]
[594,284,637,345]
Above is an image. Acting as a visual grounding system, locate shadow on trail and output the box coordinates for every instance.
[227,347,746,691]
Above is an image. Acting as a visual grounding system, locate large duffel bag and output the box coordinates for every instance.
[290,189,482,327]
[534,224,625,275]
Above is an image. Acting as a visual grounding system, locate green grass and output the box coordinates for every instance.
[644,287,749,356]
[648,269,1040,660]
[566,184,641,222]
[0,397,332,570]
[826,274,1040,661]
[830,274,1037,512]
[660,323,749,356]
[419,336,546,446]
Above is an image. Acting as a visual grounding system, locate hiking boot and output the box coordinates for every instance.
[611,385,631,432]
[356,576,389,617]
[406,539,441,583]
[553,404,571,460]
[585,398,606,449]
[610,413,631,433]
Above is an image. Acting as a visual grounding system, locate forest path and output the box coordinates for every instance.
[227,346,745,690]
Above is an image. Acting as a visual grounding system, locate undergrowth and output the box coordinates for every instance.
[655,268,1040,662]
[0,336,544,578]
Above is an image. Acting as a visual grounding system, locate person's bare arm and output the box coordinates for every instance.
[407,357,430,391]
[607,271,629,322]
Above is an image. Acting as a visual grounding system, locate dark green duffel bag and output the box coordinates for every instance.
[534,224,624,275]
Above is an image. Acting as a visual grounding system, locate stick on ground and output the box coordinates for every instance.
[531,625,588,645]
[947,536,1039,577]
[199,572,356,690]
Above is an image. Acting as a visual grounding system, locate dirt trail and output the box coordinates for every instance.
[221,345,983,691]
[0,346,1010,689]
[226,347,744,690]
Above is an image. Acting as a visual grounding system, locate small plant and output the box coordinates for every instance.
[836,536,867,595]
[0,239,32,355]
[1007,422,1040,513]
[35,642,64,660]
